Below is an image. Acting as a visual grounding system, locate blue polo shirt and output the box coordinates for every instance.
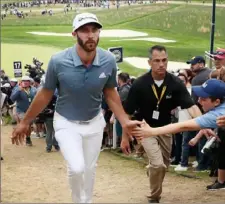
[43,45,117,121]
[195,102,225,129]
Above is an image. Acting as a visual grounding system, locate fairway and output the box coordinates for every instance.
[1,2,225,77]
[1,43,60,77]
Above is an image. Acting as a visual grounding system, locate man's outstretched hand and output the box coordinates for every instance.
[120,135,132,155]
[11,121,30,145]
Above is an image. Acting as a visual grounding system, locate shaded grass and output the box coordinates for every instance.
[1,42,146,78]
[1,43,61,77]
[109,148,211,180]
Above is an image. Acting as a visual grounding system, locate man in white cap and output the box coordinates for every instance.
[7,78,18,124]
[9,78,18,89]
[10,76,37,146]
[11,13,141,203]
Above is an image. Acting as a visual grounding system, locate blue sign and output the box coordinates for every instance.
[108,47,123,63]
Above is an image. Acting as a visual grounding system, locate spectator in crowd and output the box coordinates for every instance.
[1,91,8,161]
[1,82,16,122]
[10,76,37,146]
[101,95,113,149]
[177,69,193,85]
[33,77,41,91]
[132,78,225,190]
[5,78,18,124]
[43,90,59,152]
[213,48,225,73]
[9,78,18,89]
[111,72,131,146]
[186,56,211,104]
[33,76,46,138]
[170,72,193,168]
[121,45,202,203]
[129,76,136,85]
[0,70,9,84]
[186,55,212,171]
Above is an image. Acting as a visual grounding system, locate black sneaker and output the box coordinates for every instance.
[26,137,33,146]
[46,148,51,153]
[206,180,218,189]
[54,145,60,151]
[148,200,159,203]
[207,180,225,190]
[170,160,180,166]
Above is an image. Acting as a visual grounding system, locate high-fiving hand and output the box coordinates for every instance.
[217,116,225,127]
[120,119,144,155]
[131,120,152,140]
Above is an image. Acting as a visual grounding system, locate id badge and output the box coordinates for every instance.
[152,110,160,120]
[28,98,31,103]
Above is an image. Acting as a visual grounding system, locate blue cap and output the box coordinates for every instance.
[192,79,225,98]
[186,56,205,65]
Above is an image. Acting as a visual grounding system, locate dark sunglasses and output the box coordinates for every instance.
[214,51,225,56]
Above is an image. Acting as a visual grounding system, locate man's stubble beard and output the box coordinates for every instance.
[77,34,99,52]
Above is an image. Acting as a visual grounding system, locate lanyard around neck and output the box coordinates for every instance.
[151,84,167,109]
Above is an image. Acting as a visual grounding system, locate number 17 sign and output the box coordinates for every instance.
[13,61,22,78]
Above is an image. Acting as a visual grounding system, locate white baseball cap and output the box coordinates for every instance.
[72,13,102,32]
[10,78,18,82]
[21,76,31,81]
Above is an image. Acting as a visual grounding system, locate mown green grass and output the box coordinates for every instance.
[1,43,61,76]
[1,3,225,77]
[1,42,147,78]
[1,4,171,26]
[123,4,225,41]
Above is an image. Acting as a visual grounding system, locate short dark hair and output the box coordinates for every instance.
[209,96,224,104]
[118,72,130,83]
[34,77,41,84]
[149,45,167,59]
[178,73,188,83]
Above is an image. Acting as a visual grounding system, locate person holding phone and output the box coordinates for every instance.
[10,76,37,146]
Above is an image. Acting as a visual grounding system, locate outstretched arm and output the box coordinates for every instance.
[131,119,201,139]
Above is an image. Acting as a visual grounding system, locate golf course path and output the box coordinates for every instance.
[1,125,225,203]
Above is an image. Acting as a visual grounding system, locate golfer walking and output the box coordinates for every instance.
[12,13,141,203]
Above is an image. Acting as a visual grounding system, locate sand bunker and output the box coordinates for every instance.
[27,29,148,38]
[27,30,176,42]
[111,37,176,43]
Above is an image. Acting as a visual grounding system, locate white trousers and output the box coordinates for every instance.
[53,111,106,203]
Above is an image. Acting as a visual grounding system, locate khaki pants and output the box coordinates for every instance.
[141,135,172,201]
[134,141,145,157]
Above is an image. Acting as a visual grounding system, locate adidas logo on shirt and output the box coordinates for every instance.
[99,72,106,78]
